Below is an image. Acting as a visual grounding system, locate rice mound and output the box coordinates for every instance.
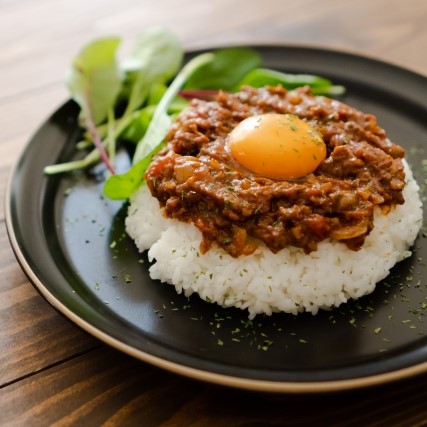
[125,161,423,318]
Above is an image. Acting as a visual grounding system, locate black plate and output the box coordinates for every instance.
[6,46,427,393]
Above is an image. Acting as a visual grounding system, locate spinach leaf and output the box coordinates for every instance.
[103,145,162,200]
[132,52,214,164]
[121,27,183,116]
[183,47,261,91]
[120,106,155,143]
[66,37,122,126]
[237,68,345,95]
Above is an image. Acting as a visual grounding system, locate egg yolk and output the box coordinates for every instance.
[228,113,326,179]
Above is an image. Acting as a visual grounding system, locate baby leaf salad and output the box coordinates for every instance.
[44,27,345,200]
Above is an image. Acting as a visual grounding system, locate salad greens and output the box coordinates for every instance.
[132,52,214,165]
[237,68,345,95]
[103,52,214,200]
[62,37,122,174]
[44,27,345,200]
[66,37,122,126]
[120,27,183,118]
[183,47,262,91]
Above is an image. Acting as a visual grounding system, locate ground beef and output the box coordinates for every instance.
[145,85,406,257]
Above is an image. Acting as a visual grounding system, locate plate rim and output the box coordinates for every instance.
[5,43,427,393]
[6,218,427,393]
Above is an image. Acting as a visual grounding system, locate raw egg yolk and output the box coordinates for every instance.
[228,113,326,179]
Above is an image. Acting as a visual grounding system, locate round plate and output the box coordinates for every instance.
[6,46,427,393]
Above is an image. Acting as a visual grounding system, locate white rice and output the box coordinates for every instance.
[125,160,423,318]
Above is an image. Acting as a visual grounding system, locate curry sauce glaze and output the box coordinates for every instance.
[145,86,405,257]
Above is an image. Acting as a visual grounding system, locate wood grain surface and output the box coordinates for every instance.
[2,0,427,425]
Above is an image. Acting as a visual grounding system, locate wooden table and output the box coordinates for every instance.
[2,0,427,425]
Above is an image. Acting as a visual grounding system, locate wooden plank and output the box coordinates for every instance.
[1,0,426,99]
[2,345,427,426]
[6,0,427,102]
[0,348,204,426]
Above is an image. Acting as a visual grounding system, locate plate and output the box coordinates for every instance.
[6,46,427,393]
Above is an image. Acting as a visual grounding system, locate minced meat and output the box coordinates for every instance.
[144,85,406,257]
